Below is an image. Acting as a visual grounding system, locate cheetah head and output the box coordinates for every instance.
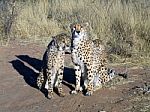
[70,22,89,39]
[54,33,71,51]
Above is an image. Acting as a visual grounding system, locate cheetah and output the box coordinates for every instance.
[70,22,102,96]
[37,33,71,98]
[90,39,127,91]
[83,39,114,91]
[70,23,127,96]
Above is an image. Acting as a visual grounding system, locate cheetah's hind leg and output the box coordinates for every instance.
[37,69,45,90]
[93,75,102,91]
[85,70,94,96]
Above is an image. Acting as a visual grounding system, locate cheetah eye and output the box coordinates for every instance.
[80,26,84,31]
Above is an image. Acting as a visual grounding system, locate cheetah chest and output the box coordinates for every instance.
[72,40,93,65]
[47,51,65,70]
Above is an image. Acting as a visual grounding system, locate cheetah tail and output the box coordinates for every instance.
[117,72,128,79]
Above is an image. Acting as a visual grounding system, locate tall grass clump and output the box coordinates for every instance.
[0,0,16,44]
[0,0,150,63]
[48,0,150,58]
[11,0,62,39]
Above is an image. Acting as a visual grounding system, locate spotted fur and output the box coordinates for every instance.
[92,39,127,91]
[70,23,100,96]
[37,33,71,98]
[70,23,122,96]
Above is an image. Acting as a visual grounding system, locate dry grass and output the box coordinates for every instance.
[0,0,150,63]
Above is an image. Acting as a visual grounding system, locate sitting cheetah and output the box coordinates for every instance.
[70,22,104,96]
[37,33,71,98]
[70,23,127,96]
[82,39,115,91]
[87,39,127,91]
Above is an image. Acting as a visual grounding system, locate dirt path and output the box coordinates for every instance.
[0,40,150,112]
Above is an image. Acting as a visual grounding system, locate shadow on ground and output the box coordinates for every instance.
[16,55,42,71]
[63,67,75,90]
[10,59,39,88]
[10,54,75,97]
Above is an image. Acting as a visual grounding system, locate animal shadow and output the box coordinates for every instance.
[63,67,75,90]
[10,59,39,88]
[16,55,42,71]
[10,55,75,98]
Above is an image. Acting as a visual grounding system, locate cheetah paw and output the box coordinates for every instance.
[47,93,53,99]
[37,84,42,90]
[71,90,78,94]
[71,87,83,94]
[85,91,93,96]
[79,87,83,92]
[59,92,65,97]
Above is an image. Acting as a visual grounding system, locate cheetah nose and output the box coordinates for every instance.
[76,31,80,34]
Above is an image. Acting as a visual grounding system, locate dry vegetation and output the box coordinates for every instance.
[0,0,150,64]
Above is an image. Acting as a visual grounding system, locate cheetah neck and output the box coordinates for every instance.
[72,33,88,48]
[58,47,64,51]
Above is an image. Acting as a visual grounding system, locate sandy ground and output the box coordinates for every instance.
[0,40,150,112]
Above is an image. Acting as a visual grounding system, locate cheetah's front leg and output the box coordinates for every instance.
[47,69,54,99]
[55,66,65,97]
[71,65,82,94]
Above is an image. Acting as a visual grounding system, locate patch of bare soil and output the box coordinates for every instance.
[0,40,150,112]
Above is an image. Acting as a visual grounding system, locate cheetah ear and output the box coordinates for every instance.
[52,36,55,39]
[83,22,89,27]
[51,36,57,46]
[52,36,57,42]
[69,23,75,29]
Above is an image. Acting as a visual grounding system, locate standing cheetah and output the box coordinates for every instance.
[37,33,71,98]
